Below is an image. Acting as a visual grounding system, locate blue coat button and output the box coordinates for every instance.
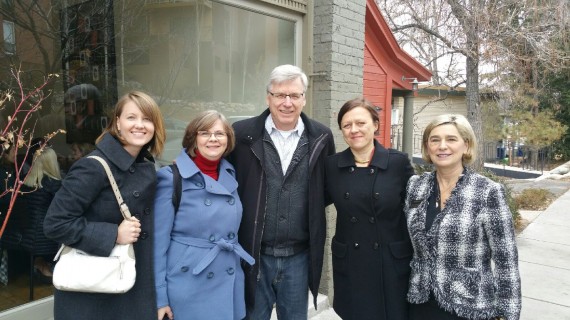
[196,182,203,188]
[209,234,216,242]
[228,232,235,239]
[205,199,212,206]
[129,166,135,173]
[207,272,214,279]
[227,268,235,275]
[228,198,235,205]
[133,191,140,197]
[181,266,189,272]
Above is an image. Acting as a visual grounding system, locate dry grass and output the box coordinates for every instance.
[513,188,554,211]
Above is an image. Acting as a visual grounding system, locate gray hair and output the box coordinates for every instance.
[266,64,308,93]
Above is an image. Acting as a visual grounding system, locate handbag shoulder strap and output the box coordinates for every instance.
[170,163,182,215]
[88,155,132,220]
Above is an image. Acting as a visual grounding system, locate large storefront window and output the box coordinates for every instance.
[115,0,296,164]
[0,0,299,313]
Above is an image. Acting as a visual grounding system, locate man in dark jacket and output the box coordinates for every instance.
[229,64,335,319]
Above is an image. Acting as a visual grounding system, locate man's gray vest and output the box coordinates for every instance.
[261,130,310,257]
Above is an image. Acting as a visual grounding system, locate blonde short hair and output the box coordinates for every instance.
[24,148,62,188]
[421,114,477,165]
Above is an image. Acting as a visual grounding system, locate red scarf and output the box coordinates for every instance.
[192,149,220,180]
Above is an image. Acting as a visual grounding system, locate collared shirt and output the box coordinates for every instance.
[264,115,305,174]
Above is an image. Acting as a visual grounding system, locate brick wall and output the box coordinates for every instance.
[312,0,366,302]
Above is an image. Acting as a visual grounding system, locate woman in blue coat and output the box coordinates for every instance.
[154,110,254,320]
[44,91,166,320]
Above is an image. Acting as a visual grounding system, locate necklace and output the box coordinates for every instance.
[353,147,375,165]
[354,158,370,164]
[435,177,458,208]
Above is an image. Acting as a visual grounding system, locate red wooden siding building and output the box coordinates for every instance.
[363,0,432,147]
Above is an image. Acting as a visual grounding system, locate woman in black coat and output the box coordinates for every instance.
[44,91,166,320]
[0,144,18,227]
[20,147,62,278]
[325,98,414,320]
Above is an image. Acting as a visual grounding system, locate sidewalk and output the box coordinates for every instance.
[518,189,570,319]
[271,294,340,320]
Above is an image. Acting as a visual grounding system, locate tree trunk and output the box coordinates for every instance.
[464,20,484,170]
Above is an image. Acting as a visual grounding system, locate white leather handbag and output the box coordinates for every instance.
[52,156,136,293]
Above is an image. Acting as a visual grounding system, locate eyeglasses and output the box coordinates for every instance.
[197,131,227,139]
[268,91,304,101]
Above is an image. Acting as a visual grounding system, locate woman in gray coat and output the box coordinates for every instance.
[44,91,166,320]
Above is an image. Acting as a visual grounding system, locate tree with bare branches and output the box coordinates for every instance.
[0,67,63,238]
[377,0,569,169]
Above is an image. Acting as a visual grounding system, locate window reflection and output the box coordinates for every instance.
[2,21,15,54]
[62,0,116,146]
[0,0,296,310]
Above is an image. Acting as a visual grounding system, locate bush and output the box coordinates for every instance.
[513,188,554,211]
[480,170,520,225]
[412,163,433,175]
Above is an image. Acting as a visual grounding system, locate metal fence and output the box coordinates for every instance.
[391,130,553,172]
[479,142,553,173]
[390,130,422,155]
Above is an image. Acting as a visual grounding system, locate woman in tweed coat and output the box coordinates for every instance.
[44,91,166,320]
[404,114,521,320]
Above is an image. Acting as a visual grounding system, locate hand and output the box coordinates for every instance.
[158,306,173,320]
[116,216,141,244]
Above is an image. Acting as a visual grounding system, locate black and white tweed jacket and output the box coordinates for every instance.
[404,169,521,320]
